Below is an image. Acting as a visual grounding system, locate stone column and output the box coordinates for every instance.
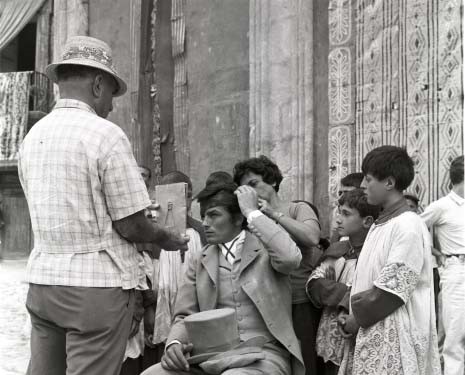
[35,0,53,74]
[249,0,314,202]
[53,0,89,62]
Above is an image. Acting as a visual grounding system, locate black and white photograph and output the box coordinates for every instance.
[0,0,463,374]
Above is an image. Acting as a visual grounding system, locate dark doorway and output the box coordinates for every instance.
[0,21,37,73]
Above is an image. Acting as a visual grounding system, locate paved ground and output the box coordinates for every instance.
[0,260,30,375]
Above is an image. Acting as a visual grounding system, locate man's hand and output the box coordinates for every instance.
[337,311,353,339]
[161,342,194,371]
[324,266,336,281]
[235,185,259,218]
[343,314,360,334]
[158,227,190,251]
[257,198,275,218]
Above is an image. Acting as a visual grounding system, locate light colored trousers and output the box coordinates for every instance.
[440,257,465,375]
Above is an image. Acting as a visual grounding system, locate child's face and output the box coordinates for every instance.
[335,203,367,237]
[361,174,388,205]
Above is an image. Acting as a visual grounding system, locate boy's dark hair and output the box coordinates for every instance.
[340,172,364,188]
[196,181,246,229]
[233,155,283,192]
[338,189,380,220]
[403,193,419,205]
[450,155,464,185]
[361,146,414,191]
[161,170,192,189]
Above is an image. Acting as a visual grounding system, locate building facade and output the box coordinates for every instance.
[0,0,463,258]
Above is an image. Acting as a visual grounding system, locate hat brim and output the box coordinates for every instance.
[45,59,127,97]
[186,335,268,365]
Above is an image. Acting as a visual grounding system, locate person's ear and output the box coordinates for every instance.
[92,74,104,98]
[362,215,374,228]
[385,176,396,191]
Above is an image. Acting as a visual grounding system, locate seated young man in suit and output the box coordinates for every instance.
[142,180,305,375]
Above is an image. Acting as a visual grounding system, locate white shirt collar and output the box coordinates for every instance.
[448,190,465,206]
[221,230,246,264]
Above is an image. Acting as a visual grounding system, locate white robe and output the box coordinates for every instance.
[348,211,440,375]
[153,228,203,344]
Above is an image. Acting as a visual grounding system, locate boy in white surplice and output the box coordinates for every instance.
[339,146,440,375]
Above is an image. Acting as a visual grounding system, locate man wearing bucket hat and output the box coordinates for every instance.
[18,36,189,375]
[142,180,305,375]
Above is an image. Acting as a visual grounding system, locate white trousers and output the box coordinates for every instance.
[440,257,465,375]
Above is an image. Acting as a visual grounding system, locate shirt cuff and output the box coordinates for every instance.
[165,340,182,352]
[247,210,264,224]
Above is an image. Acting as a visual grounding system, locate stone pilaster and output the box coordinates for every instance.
[53,0,89,62]
[249,0,314,202]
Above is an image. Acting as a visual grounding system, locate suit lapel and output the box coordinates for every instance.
[239,232,262,275]
[201,244,219,285]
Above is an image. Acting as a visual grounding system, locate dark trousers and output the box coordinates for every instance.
[292,301,324,375]
[26,284,135,375]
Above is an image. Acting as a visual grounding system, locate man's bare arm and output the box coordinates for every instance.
[113,210,188,251]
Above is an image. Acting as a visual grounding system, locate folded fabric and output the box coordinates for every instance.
[199,347,265,374]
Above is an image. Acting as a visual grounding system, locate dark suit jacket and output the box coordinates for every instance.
[167,214,305,375]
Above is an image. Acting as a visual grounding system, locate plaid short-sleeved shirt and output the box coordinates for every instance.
[18,99,151,289]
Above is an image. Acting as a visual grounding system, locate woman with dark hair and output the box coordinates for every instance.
[233,155,322,375]
[142,180,305,375]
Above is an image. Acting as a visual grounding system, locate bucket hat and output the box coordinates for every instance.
[45,36,127,96]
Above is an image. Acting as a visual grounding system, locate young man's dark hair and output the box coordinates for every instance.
[196,181,243,224]
[205,171,234,186]
[233,155,283,192]
[449,155,464,185]
[361,145,414,191]
[340,173,364,189]
[338,189,380,221]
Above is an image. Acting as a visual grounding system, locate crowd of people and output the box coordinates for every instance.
[17,36,464,375]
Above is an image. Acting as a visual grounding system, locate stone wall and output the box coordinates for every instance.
[327,0,464,208]
[184,0,250,194]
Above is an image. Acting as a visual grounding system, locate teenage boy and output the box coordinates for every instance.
[421,155,465,375]
[337,146,440,375]
[306,189,379,375]
[330,173,365,242]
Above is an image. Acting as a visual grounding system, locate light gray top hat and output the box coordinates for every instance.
[45,36,127,97]
[184,308,268,365]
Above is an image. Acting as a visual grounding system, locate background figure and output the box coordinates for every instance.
[233,155,322,375]
[152,171,205,360]
[121,165,159,375]
[329,173,364,243]
[404,193,420,212]
[307,189,379,375]
[139,165,152,188]
[420,155,465,375]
